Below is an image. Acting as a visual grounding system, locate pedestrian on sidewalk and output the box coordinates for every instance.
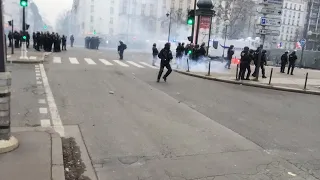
[157,43,173,82]
[117,41,127,60]
[280,51,289,73]
[70,35,74,47]
[61,35,67,51]
[239,46,251,80]
[288,51,297,75]
[152,43,158,66]
[225,45,234,69]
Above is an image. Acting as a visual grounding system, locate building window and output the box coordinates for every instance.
[122,1,127,13]
[109,28,113,35]
[286,35,288,41]
[179,0,183,9]
[282,26,284,32]
[292,20,294,25]
[110,7,114,14]
[294,4,296,10]
[299,5,301,11]
[286,27,289,33]
[90,16,94,22]
[110,17,113,24]
[150,4,154,16]
[141,4,146,15]
[91,5,94,12]
[290,3,292,9]
[285,2,288,8]
[297,20,299,26]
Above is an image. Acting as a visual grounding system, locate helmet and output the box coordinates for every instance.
[165,42,171,48]
[244,46,249,51]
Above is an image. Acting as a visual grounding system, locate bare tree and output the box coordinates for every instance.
[214,0,257,39]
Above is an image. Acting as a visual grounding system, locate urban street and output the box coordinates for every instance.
[37,47,320,179]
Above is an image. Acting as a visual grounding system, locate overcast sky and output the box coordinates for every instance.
[33,0,73,27]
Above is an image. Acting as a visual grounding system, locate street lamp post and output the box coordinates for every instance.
[300,30,312,68]
[166,10,172,42]
[20,6,28,59]
[0,0,19,154]
[222,20,230,58]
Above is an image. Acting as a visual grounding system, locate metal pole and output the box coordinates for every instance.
[0,4,5,72]
[206,16,213,76]
[268,68,273,85]
[195,15,200,44]
[304,72,308,90]
[222,25,227,58]
[191,0,197,43]
[236,64,239,80]
[187,57,190,72]
[20,7,28,59]
[11,20,14,55]
[168,10,172,42]
[300,43,305,68]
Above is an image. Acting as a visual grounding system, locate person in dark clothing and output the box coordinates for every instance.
[117,41,127,60]
[152,43,158,66]
[288,51,297,75]
[26,32,30,48]
[239,47,251,80]
[70,35,74,47]
[61,35,67,51]
[280,51,289,73]
[8,31,13,47]
[32,32,36,48]
[157,43,173,82]
[225,45,234,69]
[198,42,206,58]
[260,50,267,78]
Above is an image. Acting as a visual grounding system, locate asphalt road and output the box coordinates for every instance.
[44,47,320,180]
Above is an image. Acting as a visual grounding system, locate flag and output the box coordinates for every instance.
[296,42,302,49]
[277,42,282,48]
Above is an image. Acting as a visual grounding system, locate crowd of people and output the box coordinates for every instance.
[6,31,75,53]
[85,36,100,50]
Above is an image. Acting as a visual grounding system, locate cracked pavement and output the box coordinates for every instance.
[44,48,320,180]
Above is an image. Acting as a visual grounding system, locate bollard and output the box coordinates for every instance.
[207,59,211,76]
[304,72,308,90]
[268,68,273,85]
[236,64,239,80]
[187,58,190,72]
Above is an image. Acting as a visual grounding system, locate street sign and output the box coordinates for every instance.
[260,7,282,15]
[260,17,281,26]
[199,16,211,29]
[256,29,280,36]
[300,39,306,46]
[261,0,283,6]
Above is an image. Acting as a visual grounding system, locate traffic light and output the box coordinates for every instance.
[187,36,193,42]
[44,24,47,30]
[26,23,30,30]
[22,35,27,40]
[187,10,195,25]
[188,50,192,54]
[212,41,218,49]
[20,0,28,7]
[8,20,13,26]
[93,30,96,35]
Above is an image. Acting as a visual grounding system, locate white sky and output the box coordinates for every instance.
[33,0,73,27]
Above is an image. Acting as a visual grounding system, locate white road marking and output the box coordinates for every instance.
[140,62,158,69]
[39,107,48,114]
[7,55,11,58]
[84,58,96,65]
[36,73,41,76]
[69,57,79,64]
[127,61,145,68]
[29,56,37,60]
[37,81,42,85]
[35,65,39,68]
[39,64,65,137]
[38,99,46,104]
[35,70,40,73]
[288,172,296,177]
[41,119,51,127]
[53,57,62,63]
[36,77,41,80]
[99,59,113,66]
[113,60,129,67]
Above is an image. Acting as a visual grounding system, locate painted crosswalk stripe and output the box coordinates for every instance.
[29,56,37,60]
[84,58,96,65]
[53,57,61,63]
[113,60,129,67]
[41,119,51,127]
[7,55,11,58]
[127,61,145,68]
[99,59,113,66]
[69,57,79,64]
[140,62,158,69]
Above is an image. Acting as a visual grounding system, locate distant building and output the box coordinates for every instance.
[304,0,320,51]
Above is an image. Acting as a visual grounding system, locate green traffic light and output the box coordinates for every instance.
[187,19,194,25]
[20,0,28,7]
[22,36,26,40]
[44,25,47,29]
[188,50,192,54]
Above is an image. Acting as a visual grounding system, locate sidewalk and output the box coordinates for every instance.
[175,63,320,95]
[6,48,51,63]
[0,127,64,180]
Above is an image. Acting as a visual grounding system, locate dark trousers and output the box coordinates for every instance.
[62,44,66,50]
[239,62,250,80]
[157,60,172,80]
[71,41,74,47]
[252,64,266,77]
[119,51,124,60]
[225,58,231,69]
[287,63,295,75]
[26,40,29,48]
[280,63,286,73]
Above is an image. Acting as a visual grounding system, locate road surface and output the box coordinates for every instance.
[42,47,320,180]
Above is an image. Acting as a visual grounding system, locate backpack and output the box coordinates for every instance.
[123,44,127,50]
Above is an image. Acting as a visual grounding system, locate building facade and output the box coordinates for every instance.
[304,0,320,51]
[279,0,308,50]
[71,0,195,41]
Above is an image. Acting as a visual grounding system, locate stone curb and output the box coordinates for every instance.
[174,70,320,96]
[0,136,19,154]
[12,127,65,180]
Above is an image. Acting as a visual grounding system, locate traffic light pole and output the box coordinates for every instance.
[0,0,19,153]
[20,7,28,60]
